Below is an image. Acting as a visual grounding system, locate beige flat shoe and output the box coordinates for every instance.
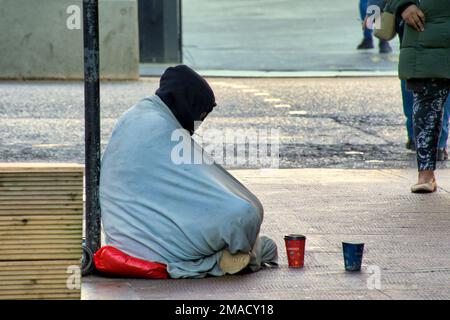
[411,179,437,193]
[219,250,251,275]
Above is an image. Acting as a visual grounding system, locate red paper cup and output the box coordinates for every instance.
[284,234,306,268]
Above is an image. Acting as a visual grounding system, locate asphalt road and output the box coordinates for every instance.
[2,77,448,169]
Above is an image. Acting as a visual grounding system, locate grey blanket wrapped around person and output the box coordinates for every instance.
[99,66,277,278]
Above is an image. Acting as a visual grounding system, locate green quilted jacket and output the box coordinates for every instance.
[385,0,450,79]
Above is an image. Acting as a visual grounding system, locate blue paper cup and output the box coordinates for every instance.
[342,242,364,271]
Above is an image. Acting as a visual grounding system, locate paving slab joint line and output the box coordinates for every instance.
[376,289,393,299]
[438,186,450,194]
[376,169,411,181]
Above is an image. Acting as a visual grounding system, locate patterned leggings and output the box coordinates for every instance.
[412,80,450,171]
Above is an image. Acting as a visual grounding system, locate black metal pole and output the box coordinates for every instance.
[83,0,101,256]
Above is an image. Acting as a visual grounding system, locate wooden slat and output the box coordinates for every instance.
[1,243,81,250]
[0,292,80,300]
[0,195,82,201]
[0,215,82,221]
[0,163,84,173]
[0,247,81,254]
[0,234,81,241]
[0,270,76,277]
[0,193,82,198]
[0,200,83,205]
[0,217,82,226]
[0,210,82,216]
[0,238,81,245]
[0,275,73,281]
[0,190,82,195]
[0,267,79,274]
[0,215,81,221]
[0,278,70,285]
[0,220,82,227]
[0,200,83,206]
[0,288,79,295]
[0,248,81,254]
[0,181,82,187]
[0,288,80,296]
[0,268,78,275]
[0,214,82,218]
[0,182,82,188]
[0,253,82,260]
[0,231,82,238]
[0,288,79,294]
[0,202,82,208]
[0,273,70,280]
[0,259,79,268]
[0,239,81,245]
[0,172,82,177]
[0,186,83,191]
[0,258,80,264]
[0,284,75,291]
[0,213,83,222]
[0,272,73,278]
[0,215,82,220]
[0,224,81,229]
[0,221,82,232]
[3,296,80,300]
[0,247,81,255]
[0,190,83,201]
[0,274,78,285]
[0,171,83,176]
[0,196,82,202]
[0,170,82,174]
[0,176,82,182]
[0,229,81,236]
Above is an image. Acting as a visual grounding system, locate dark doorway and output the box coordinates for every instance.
[138,0,182,63]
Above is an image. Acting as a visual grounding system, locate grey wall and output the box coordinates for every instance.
[0,0,139,80]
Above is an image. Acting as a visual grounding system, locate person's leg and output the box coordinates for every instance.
[357,0,374,49]
[401,80,415,148]
[359,0,372,38]
[247,236,278,272]
[437,97,450,160]
[379,39,393,54]
[438,96,450,149]
[412,81,450,191]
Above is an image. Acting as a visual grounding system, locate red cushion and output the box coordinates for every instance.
[94,246,169,279]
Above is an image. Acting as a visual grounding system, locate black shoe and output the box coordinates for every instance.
[406,139,416,151]
[437,148,448,161]
[379,40,392,54]
[357,38,374,50]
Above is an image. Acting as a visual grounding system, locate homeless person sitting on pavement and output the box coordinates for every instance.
[97,65,278,279]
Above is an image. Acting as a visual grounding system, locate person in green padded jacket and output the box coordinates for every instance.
[386,0,450,193]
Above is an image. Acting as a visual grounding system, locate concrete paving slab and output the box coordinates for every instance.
[181,0,400,72]
[82,168,450,300]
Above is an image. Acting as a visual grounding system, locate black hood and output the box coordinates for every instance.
[155,65,216,135]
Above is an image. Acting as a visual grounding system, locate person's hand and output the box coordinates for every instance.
[401,4,425,32]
